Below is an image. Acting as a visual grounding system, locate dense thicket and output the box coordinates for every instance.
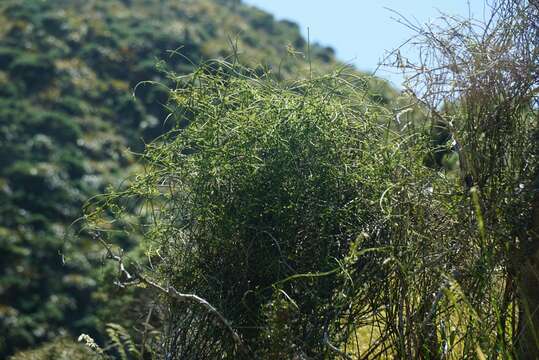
[86,62,437,358]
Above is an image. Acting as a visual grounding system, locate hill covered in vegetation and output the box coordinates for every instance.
[0,0,399,356]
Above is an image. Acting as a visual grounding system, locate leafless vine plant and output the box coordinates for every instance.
[386,0,538,357]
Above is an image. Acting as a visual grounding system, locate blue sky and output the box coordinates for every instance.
[242,1,487,87]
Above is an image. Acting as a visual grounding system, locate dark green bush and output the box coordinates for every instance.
[112,94,145,128]
[9,54,55,90]
[0,47,20,68]
[41,13,69,38]
[33,111,81,144]
[3,2,49,22]
[248,9,275,33]
[53,97,87,117]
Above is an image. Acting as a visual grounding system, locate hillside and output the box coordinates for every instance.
[0,0,397,356]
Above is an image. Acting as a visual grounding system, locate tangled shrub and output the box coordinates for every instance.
[86,61,442,358]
